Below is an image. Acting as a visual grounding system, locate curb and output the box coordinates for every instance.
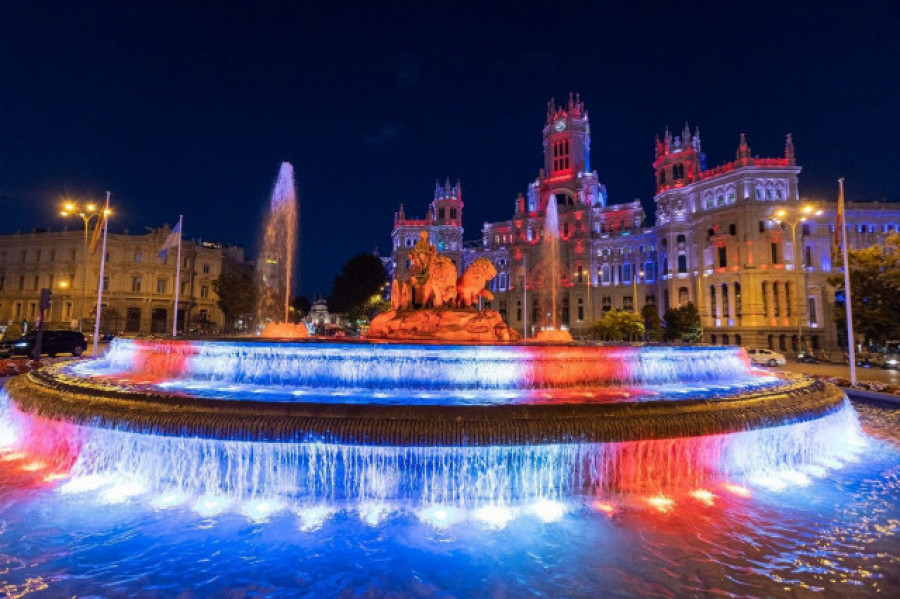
[843,388,900,405]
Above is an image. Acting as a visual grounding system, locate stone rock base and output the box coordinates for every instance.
[367,309,520,342]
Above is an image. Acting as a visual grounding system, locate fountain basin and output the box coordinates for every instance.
[4,338,845,446]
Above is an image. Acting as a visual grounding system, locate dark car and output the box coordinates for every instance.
[0,330,87,358]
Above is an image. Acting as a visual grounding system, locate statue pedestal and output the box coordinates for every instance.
[367,309,520,343]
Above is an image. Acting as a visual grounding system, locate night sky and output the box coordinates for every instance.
[1,1,898,296]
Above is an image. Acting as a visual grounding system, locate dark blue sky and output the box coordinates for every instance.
[1,1,898,295]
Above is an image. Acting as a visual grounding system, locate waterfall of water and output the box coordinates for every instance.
[256,162,299,326]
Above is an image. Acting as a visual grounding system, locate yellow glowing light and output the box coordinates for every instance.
[64,202,76,212]
[58,280,69,289]
[690,489,715,506]
[646,495,674,512]
[86,203,96,212]
[723,483,752,498]
[593,501,616,515]
[775,209,786,218]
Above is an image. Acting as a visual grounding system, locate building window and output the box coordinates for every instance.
[157,278,167,293]
[709,285,717,317]
[438,208,445,219]
[808,297,818,325]
[773,283,780,317]
[771,243,780,264]
[18,276,25,290]
[735,283,742,317]
[132,276,142,292]
[785,283,791,317]
[103,275,109,291]
[577,298,584,321]
[678,287,689,306]
[762,282,768,316]
[804,246,812,268]
[602,296,611,312]
[601,265,610,284]
[718,246,727,268]
[677,255,687,273]
[623,295,633,311]
[135,250,142,263]
[200,285,209,299]
[722,284,730,318]
[646,294,656,305]
[32,276,39,290]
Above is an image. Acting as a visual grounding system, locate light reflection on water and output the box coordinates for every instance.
[0,399,897,596]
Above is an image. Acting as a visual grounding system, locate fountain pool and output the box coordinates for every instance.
[0,338,897,595]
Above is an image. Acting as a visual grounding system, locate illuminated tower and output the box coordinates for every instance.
[652,123,705,192]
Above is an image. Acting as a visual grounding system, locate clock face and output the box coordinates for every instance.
[554,120,566,132]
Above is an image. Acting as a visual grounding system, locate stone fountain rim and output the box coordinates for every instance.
[6,365,846,447]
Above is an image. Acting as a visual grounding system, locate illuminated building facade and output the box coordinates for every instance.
[393,95,900,353]
[0,225,245,335]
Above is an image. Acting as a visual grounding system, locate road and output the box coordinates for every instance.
[775,360,900,385]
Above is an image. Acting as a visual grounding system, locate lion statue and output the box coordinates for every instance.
[420,255,458,308]
[456,257,497,308]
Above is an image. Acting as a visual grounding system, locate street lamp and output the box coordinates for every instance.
[60,200,105,332]
[771,204,824,355]
[631,265,644,312]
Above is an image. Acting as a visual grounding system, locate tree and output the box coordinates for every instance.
[588,309,644,341]
[641,304,664,342]
[212,270,257,331]
[329,253,389,323]
[663,301,702,343]
[828,234,900,344]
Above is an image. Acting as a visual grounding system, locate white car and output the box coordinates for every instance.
[745,348,786,367]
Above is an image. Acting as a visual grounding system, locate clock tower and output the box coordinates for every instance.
[543,92,590,182]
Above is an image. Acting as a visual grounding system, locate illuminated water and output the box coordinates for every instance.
[1,385,898,595]
[256,162,298,325]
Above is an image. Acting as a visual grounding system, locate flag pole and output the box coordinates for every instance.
[838,178,856,385]
[92,191,110,358]
[172,215,183,337]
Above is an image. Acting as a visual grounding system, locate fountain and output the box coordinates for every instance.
[0,172,895,595]
[256,162,307,338]
[532,197,573,342]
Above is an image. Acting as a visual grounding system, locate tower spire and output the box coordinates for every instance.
[736,133,752,160]
[785,133,796,166]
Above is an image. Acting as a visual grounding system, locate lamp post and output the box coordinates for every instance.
[771,204,824,355]
[60,200,103,332]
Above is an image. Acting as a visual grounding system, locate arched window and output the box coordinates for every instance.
[601,265,611,284]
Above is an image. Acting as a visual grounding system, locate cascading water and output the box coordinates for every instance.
[255,162,299,326]
[540,197,561,330]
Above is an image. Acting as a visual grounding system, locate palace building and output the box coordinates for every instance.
[391,94,900,354]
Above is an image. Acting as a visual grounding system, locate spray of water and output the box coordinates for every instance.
[541,198,561,329]
[256,162,299,326]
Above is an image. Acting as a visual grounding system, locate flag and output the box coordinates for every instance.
[832,181,845,262]
[158,220,182,260]
[88,210,107,255]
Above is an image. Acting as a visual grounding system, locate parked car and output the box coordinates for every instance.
[0,330,87,358]
[745,348,787,367]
